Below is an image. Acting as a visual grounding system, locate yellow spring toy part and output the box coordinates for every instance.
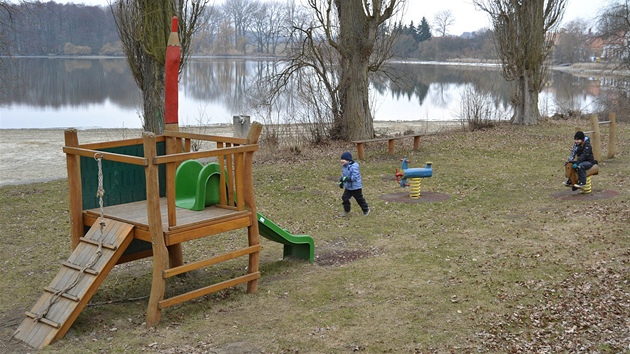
[581,176,593,194]
[409,178,421,199]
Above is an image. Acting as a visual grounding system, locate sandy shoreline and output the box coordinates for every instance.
[0,121,460,186]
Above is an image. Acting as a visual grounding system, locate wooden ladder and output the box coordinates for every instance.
[14,219,134,349]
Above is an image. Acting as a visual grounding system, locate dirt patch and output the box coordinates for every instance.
[316,249,375,266]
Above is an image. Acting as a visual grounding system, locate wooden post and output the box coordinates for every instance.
[233,115,251,138]
[413,136,421,151]
[356,143,365,160]
[164,135,183,268]
[387,139,395,155]
[589,114,602,162]
[143,132,169,327]
[244,122,262,294]
[64,129,84,250]
[607,112,616,159]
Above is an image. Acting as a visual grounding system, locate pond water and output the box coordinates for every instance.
[0,58,606,129]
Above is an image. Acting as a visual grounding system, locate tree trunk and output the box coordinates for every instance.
[511,71,540,125]
[337,54,373,140]
[333,0,375,141]
[142,58,165,134]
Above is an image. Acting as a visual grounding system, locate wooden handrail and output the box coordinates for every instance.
[79,136,166,150]
[62,146,148,166]
[162,130,247,144]
[153,144,258,165]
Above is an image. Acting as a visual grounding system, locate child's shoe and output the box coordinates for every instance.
[574,182,586,189]
[340,211,349,217]
[363,209,370,216]
[563,179,572,187]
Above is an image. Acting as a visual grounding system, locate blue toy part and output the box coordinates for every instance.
[397,158,433,188]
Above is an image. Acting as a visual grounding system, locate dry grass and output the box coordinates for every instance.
[1,120,628,353]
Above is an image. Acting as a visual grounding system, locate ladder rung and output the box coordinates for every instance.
[43,286,80,302]
[79,237,117,250]
[62,261,99,275]
[25,311,61,328]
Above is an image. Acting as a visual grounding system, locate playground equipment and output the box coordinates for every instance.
[174,160,314,262]
[583,113,617,161]
[564,161,599,194]
[13,125,261,349]
[15,18,312,349]
[14,122,314,349]
[257,213,314,263]
[395,158,433,199]
[175,160,224,210]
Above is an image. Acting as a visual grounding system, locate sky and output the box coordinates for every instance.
[55,0,610,36]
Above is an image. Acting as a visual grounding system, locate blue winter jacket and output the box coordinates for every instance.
[341,161,363,190]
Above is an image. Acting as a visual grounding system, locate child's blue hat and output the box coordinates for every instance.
[341,151,352,161]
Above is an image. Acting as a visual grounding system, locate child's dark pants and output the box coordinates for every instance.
[342,188,369,213]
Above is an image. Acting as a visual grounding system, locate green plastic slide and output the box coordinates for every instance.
[175,160,222,211]
[175,160,315,262]
[257,212,314,263]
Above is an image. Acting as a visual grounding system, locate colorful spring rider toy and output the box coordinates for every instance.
[395,158,433,199]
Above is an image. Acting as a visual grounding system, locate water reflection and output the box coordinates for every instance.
[0,58,606,129]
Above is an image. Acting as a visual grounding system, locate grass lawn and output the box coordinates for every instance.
[1,119,628,353]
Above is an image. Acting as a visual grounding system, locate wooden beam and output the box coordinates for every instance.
[143,132,169,327]
[162,245,261,278]
[62,147,148,166]
[162,130,248,145]
[64,129,83,250]
[158,272,260,309]
[153,145,257,165]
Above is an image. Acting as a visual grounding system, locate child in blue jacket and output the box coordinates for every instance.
[339,151,370,217]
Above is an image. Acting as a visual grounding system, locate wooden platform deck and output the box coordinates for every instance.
[83,198,253,246]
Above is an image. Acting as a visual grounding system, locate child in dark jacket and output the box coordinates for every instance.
[570,131,597,189]
[563,134,590,187]
[339,151,370,217]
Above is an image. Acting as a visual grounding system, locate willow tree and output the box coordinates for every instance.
[475,0,566,124]
[112,0,207,134]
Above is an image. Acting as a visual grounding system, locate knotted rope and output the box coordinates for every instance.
[33,153,107,323]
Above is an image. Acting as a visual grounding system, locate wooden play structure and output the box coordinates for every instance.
[15,123,267,349]
[15,18,313,349]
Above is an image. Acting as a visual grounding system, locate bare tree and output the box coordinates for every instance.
[433,9,455,36]
[475,0,567,125]
[0,1,14,75]
[251,1,286,54]
[554,19,589,64]
[267,0,404,141]
[112,0,208,134]
[223,0,259,54]
[597,0,630,69]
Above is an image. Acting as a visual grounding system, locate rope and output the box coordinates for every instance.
[32,153,107,323]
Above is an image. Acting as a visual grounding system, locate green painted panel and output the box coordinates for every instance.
[80,142,166,210]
